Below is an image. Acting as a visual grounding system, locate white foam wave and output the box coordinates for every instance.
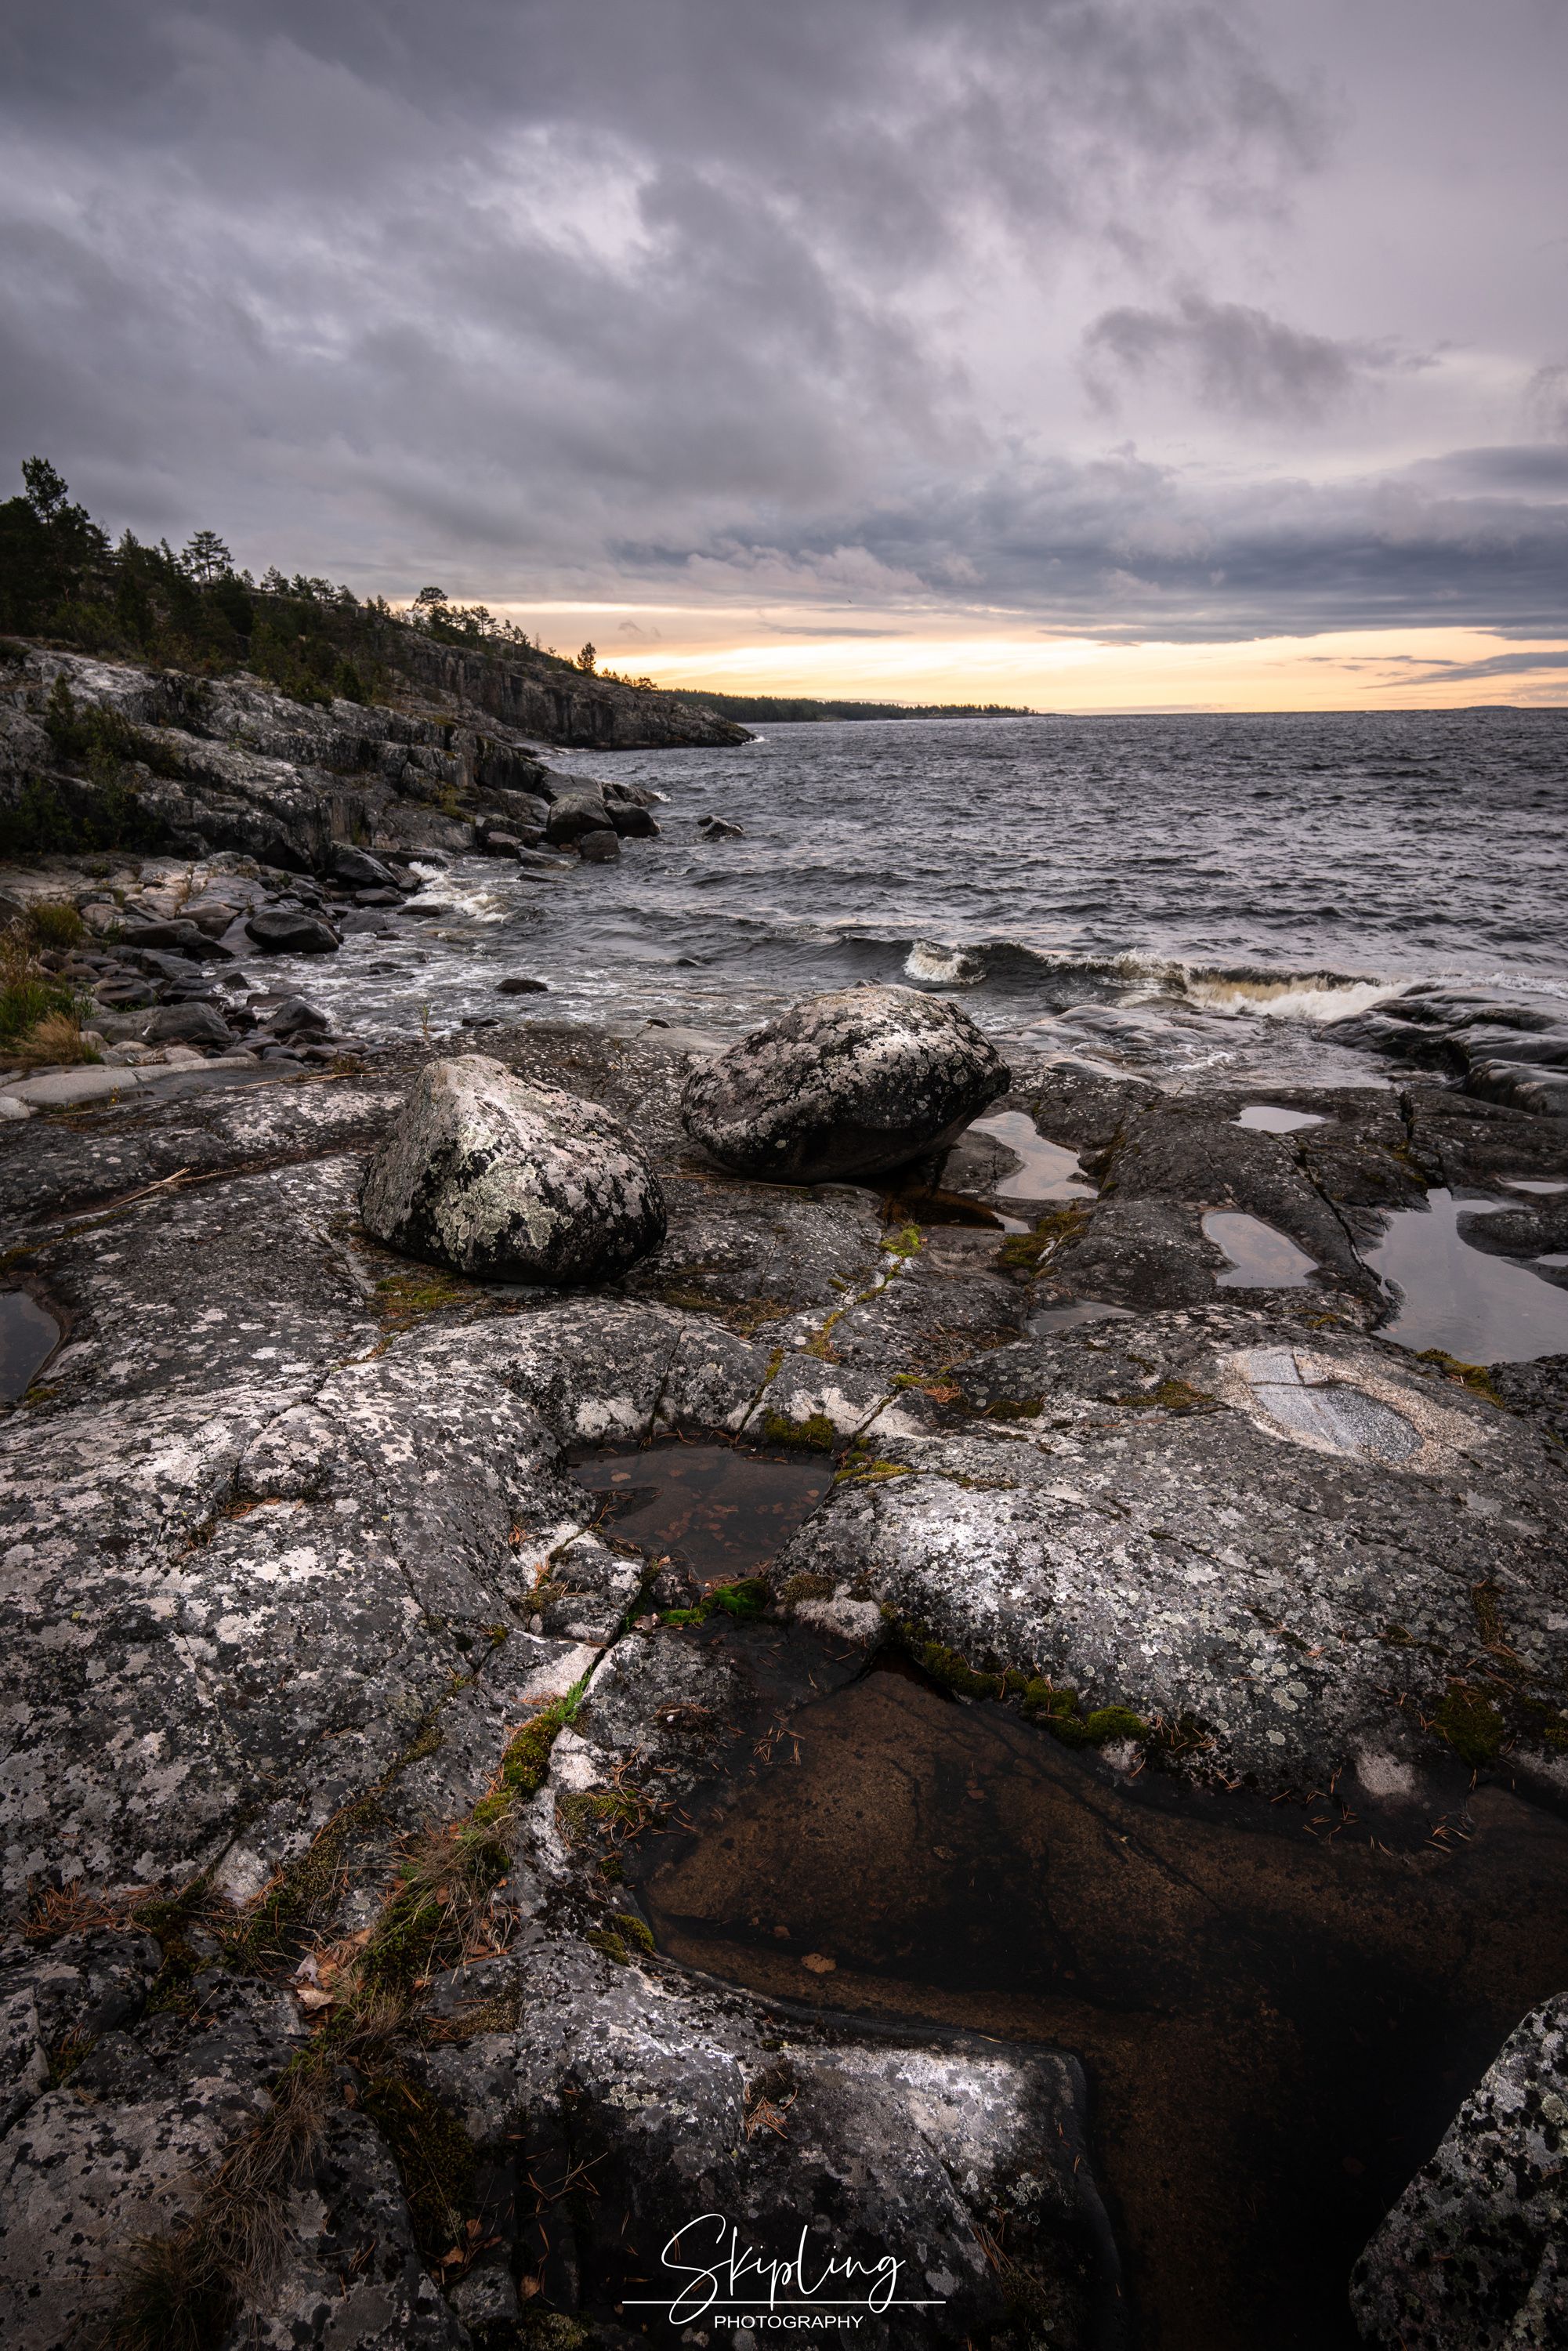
[904,940,987,986]
[407,859,512,926]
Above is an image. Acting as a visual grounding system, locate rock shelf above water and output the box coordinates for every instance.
[0,1012,1563,2349]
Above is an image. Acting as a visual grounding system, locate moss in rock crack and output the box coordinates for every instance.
[881,1223,922,1262]
[997,1203,1092,1277]
[1110,1377,1215,1415]
[778,1572,835,1606]
[1416,1348,1508,1408]
[661,1574,769,1628]
[802,1307,846,1362]
[225,1793,383,1971]
[761,1410,836,1451]
[1435,1681,1506,1770]
[375,1266,483,1330]
[833,1456,915,1486]
[983,1396,1044,1422]
[586,1912,655,1968]
[654,1285,792,1336]
[360,2072,479,2260]
[520,2318,590,2351]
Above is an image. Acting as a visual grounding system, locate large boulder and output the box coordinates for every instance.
[681,984,1011,1182]
[1351,1994,1568,2347]
[544,785,613,846]
[244,908,342,955]
[360,1056,666,1284]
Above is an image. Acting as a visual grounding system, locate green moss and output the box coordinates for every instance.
[360,2073,478,2259]
[1111,1377,1215,1414]
[614,1911,655,1955]
[881,1223,923,1261]
[761,1410,836,1451]
[1416,1349,1508,1408]
[997,1202,1092,1276]
[520,2318,590,2351]
[662,1574,769,1628]
[1435,1681,1505,1769]
[1082,1705,1148,1744]
[777,1571,835,1604]
[586,1927,629,1965]
[375,1265,480,1328]
[834,1456,915,1485]
[983,1396,1043,1421]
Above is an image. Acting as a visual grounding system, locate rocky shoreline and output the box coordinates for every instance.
[0,701,1566,2348]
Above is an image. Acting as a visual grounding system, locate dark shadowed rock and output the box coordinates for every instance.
[360,1055,666,1284]
[329,846,398,889]
[682,984,1011,1181]
[244,909,342,955]
[260,994,331,1039]
[576,827,621,863]
[143,1002,233,1049]
[1351,1992,1568,2347]
[498,975,549,994]
[544,786,613,846]
[697,813,744,838]
[606,800,658,838]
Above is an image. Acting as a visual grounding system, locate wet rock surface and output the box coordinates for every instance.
[0,1005,1565,2347]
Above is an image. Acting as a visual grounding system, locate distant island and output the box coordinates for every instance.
[653,690,1037,723]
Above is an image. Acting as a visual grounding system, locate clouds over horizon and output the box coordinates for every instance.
[0,0,1563,654]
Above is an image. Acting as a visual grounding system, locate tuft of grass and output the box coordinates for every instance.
[8,1008,100,1070]
[22,900,85,950]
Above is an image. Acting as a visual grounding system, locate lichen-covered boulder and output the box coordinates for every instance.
[1351,1993,1568,2348]
[681,984,1010,1182]
[360,1056,665,1284]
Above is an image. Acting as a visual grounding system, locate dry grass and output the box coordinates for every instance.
[9,1009,101,1070]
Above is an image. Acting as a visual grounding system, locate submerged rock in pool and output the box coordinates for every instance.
[360,1053,666,1284]
[682,983,1011,1182]
[1352,1991,1568,2348]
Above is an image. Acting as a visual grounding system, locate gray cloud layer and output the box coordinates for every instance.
[1,0,1563,642]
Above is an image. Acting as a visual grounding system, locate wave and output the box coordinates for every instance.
[904,940,987,986]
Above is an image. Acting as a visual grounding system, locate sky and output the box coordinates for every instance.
[2,0,1565,709]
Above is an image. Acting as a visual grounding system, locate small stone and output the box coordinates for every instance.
[576,828,621,864]
[498,976,549,994]
[697,815,744,839]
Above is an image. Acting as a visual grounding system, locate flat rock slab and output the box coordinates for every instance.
[777,1308,1568,1806]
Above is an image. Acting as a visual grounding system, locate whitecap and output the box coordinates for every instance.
[904,940,987,986]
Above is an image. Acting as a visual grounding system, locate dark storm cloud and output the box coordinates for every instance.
[0,0,1562,644]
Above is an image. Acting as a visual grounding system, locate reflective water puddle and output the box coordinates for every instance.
[1204,1210,1319,1288]
[0,1291,60,1402]
[632,1655,1568,2351]
[968,1109,1095,1201]
[1029,1299,1135,1335]
[1367,1189,1568,1364]
[1505,1179,1568,1195]
[1233,1103,1327,1135]
[570,1440,830,1588]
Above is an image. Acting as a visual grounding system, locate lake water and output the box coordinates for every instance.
[255,708,1568,1089]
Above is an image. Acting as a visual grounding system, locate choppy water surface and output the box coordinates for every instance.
[252,709,1568,1086]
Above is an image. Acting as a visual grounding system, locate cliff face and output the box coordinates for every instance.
[0,641,690,871]
[387,626,750,750]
